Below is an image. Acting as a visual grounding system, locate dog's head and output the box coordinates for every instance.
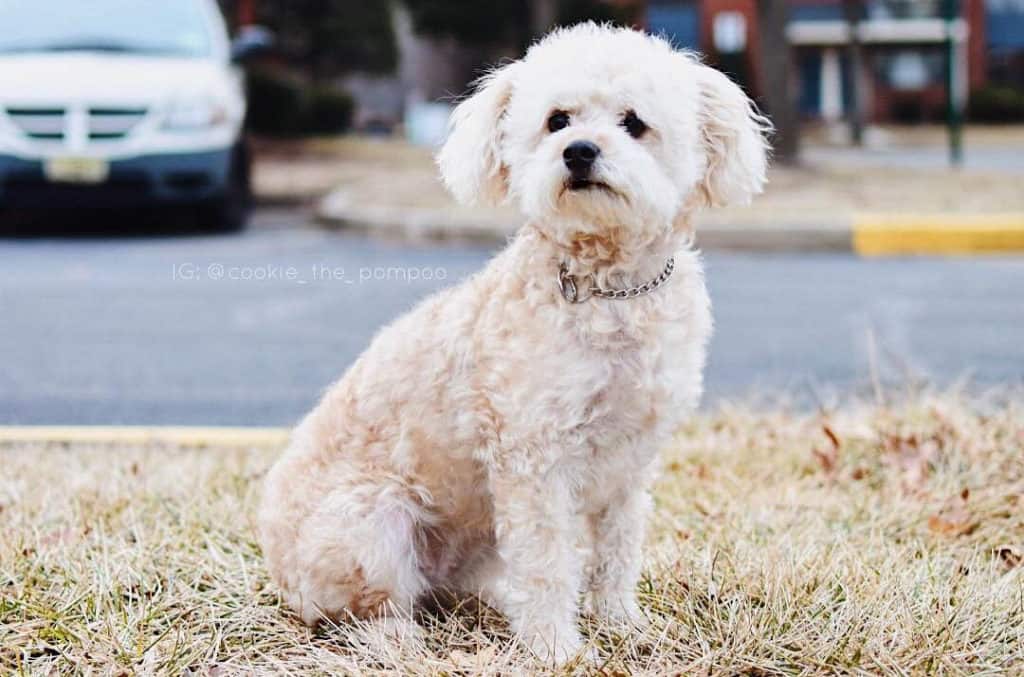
[438,23,770,241]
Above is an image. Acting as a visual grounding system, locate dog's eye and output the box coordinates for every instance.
[547,111,570,133]
[621,110,648,138]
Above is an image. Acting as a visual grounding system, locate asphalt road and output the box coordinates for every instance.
[1,207,1022,426]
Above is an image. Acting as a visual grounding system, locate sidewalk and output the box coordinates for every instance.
[259,129,1024,254]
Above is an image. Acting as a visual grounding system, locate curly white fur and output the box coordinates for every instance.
[259,23,769,663]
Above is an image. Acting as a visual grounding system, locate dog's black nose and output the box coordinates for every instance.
[563,140,601,175]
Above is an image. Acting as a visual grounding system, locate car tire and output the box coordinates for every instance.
[196,142,252,233]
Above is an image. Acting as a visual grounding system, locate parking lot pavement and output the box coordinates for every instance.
[1,206,1021,425]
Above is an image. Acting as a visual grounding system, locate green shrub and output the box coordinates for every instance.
[302,87,355,135]
[245,68,354,137]
[968,85,1024,123]
[245,68,306,136]
[557,0,636,26]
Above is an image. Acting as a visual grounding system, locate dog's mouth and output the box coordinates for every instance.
[564,178,615,195]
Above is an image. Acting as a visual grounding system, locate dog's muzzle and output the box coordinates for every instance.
[563,140,600,189]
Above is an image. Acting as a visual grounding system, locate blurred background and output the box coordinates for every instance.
[0,0,1022,425]
[224,0,1024,144]
[216,0,1024,155]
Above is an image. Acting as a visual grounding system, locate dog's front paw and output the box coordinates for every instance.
[524,629,595,665]
[589,596,650,632]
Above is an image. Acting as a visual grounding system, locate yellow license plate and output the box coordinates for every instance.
[44,157,110,184]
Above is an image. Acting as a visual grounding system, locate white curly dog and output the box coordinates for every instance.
[259,22,769,663]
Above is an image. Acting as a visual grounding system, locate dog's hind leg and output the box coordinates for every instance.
[287,481,434,628]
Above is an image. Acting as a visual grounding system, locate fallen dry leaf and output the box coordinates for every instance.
[927,509,979,537]
[822,424,841,450]
[995,546,1022,570]
[812,447,837,475]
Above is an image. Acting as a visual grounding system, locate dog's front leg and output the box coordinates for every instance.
[486,467,587,663]
[586,486,651,628]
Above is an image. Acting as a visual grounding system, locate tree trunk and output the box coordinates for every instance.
[756,0,800,164]
[530,0,558,39]
[842,0,865,145]
[237,0,255,25]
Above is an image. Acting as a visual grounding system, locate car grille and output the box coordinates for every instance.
[4,105,149,145]
[5,107,66,141]
[88,107,148,141]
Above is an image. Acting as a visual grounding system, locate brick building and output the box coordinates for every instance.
[224,0,1023,125]
[643,0,1024,122]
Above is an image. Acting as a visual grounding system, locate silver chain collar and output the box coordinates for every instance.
[557,257,675,304]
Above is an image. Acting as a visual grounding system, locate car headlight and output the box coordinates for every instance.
[163,96,230,131]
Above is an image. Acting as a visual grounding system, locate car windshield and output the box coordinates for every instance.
[0,0,214,57]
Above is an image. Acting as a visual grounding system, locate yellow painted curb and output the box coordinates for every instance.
[853,213,1024,256]
[0,426,290,448]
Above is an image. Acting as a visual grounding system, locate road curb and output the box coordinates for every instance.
[0,426,290,448]
[316,192,855,251]
[696,224,854,252]
[852,213,1024,255]
[316,190,517,244]
[317,191,1024,255]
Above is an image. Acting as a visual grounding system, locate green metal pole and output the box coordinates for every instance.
[842,0,865,146]
[945,0,964,167]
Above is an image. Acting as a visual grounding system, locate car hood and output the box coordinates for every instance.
[0,53,236,105]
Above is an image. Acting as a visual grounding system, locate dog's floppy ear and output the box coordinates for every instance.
[437,62,520,206]
[694,65,771,208]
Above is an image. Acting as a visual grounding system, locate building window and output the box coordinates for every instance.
[877,49,944,90]
[867,0,943,20]
[647,0,700,50]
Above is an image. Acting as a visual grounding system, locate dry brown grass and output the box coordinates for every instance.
[2,394,1023,675]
